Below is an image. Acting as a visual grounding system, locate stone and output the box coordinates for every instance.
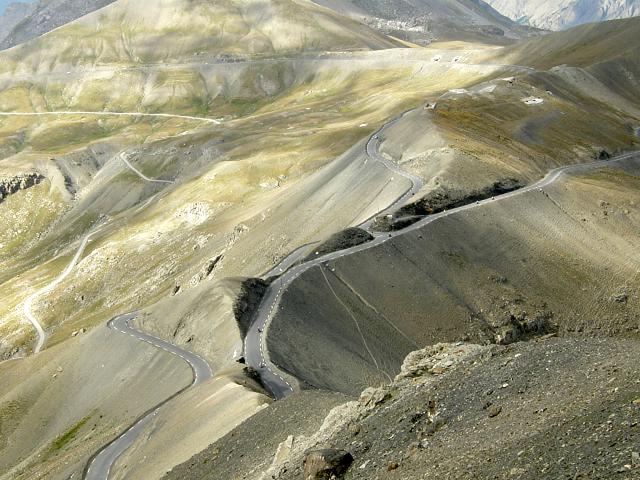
[387,461,399,471]
[487,405,502,418]
[612,292,628,304]
[273,435,294,466]
[359,387,389,408]
[303,449,353,479]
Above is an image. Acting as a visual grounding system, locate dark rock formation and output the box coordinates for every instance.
[0,172,44,202]
[233,278,269,338]
[374,178,523,231]
[305,227,373,261]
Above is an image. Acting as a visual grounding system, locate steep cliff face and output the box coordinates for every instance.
[485,0,640,30]
[0,172,44,202]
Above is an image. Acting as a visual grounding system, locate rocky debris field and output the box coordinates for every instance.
[165,337,640,480]
[163,391,349,480]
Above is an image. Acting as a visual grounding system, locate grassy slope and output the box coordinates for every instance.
[0,0,401,74]
[499,17,640,69]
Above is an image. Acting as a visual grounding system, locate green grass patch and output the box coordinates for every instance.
[46,414,91,454]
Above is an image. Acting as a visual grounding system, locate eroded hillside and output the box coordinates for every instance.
[0,3,639,480]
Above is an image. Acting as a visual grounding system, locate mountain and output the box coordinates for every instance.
[0,1,34,46]
[312,0,541,44]
[0,1,639,479]
[485,0,640,30]
[0,0,116,50]
[0,0,401,74]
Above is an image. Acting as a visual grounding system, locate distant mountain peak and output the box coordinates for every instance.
[0,0,116,50]
[484,0,640,30]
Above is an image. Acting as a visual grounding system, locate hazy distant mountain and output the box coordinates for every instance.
[485,0,640,30]
[0,0,115,50]
[0,1,34,45]
[313,0,540,44]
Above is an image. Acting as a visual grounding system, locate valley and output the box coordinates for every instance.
[0,1,638,480]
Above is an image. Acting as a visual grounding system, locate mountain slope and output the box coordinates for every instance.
[0,2,34,46]
[485,0,640,30]
[312,0,540,44]
[0,0,116,50]
[0,0,401,74]
[499,16,640,68]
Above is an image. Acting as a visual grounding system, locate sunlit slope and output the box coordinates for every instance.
[0,0,401,74]
[499,16,640,69]
[0,50,503,359]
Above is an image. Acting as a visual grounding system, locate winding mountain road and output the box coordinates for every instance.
[245,111,425,397]
[18,110,216,353]
[246,120,640,397]
[23,233,93,353]
[84,313,212,480]
[11,104,637,476]
[78,132,215,479]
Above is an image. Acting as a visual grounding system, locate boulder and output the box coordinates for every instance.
[303,449,353,479]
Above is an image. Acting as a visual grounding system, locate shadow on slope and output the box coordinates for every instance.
[267,157,640,396]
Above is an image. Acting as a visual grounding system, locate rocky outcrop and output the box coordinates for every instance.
[0,172,44,202]
[261,343,484,479]
[303,449,353,479]
[234,278,269,338]
[304,228,373,262]
[373,178,523,231]
[485,0,640,30]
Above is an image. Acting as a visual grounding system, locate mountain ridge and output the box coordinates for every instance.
[485,0,640,30]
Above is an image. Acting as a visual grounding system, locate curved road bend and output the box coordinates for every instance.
[23,149,176,353]
[246,111,424,398]
[23,233,93,353]
[259,112,424,281]
[247,141,640,397]
[84,312,212,480]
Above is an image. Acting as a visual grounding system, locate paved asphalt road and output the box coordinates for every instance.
[244,111,424,398]
[246,141,640,398]
[84,312,212,480]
